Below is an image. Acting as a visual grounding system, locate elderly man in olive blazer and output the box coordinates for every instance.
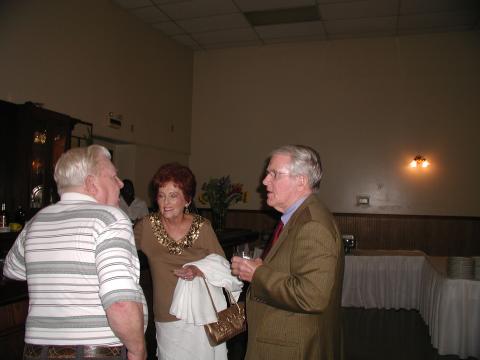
[232,145,344,360]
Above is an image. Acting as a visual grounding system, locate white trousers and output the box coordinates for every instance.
[155,320,227,360]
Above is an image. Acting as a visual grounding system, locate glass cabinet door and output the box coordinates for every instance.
[29,119,71,210]
[2,101,83,221]
[30,128,48,209]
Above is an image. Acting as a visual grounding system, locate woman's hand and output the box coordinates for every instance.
[173,265,203,281]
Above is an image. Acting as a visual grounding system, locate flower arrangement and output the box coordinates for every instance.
[199,176,247,230]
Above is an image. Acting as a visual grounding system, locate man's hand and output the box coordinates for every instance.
[173,265,203,281]
[231,256,263,282]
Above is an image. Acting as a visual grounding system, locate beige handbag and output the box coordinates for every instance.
[202,277,246,346]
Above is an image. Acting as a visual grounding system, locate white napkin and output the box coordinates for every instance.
[169,254,243,325]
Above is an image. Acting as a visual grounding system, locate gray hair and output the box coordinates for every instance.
[54,145,111,195]
[271,145,323,190]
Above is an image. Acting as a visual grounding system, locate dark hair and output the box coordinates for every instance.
[152,163,196,202]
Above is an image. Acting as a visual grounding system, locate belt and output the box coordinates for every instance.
[24,344,125,359]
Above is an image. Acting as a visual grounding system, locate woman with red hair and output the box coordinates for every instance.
[134,163,234,359]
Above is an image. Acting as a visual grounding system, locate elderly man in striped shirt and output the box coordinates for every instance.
[3,145,147,360]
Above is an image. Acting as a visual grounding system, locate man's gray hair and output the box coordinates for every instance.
[54,145,111,195]
[271,145,323,190]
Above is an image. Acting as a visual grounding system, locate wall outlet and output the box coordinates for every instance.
[356,195,370,206]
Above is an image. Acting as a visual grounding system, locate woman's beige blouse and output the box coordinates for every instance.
[134,214,225,322]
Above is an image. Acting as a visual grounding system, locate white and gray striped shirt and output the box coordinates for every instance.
[4,192,147,345]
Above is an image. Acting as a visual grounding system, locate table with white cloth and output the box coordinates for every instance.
[342,250,480,359]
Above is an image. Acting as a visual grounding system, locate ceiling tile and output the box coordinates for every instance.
[131,6,169,23]
[235,0,315,12]
[324,16,396,35]
[177,13,250,33]
[399,26,472,36]
[399,11,479,31]
[317,0,365,3]
[400,0,480,15]
[191,27,258,45]
[152,0,186,4]
[255,20,325,39]
[202,40,263,49]
[153,21,186,35]
[113,0,152,9]
[263,35,326,44]
[111,0,480,50]
[157,0,238,20]
[319,0,399,20]
[171,34,202,49]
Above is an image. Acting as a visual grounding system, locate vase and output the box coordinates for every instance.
[211,206,227,231]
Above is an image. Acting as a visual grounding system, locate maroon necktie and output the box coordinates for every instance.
[262,221,284,259]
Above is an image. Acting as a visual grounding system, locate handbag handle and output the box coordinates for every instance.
[202,277,240,320]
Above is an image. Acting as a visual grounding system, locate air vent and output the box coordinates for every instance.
[107,112,122,129]
[244,6,320,27]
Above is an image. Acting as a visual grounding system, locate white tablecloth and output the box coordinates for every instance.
[342,251,480,359]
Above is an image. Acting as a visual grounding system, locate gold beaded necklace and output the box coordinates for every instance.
[149,213,204,255]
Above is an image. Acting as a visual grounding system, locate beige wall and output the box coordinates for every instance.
[1,1,478,216]
[191,32,480,216]
[0,0,193,201]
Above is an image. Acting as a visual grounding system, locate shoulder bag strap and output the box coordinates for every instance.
[202,277,241,319]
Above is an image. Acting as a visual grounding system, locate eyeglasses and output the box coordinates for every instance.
[265,169,291,180]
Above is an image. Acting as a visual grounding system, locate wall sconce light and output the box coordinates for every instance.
[410,155,430,168]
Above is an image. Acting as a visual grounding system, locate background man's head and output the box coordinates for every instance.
[121,179,135,205]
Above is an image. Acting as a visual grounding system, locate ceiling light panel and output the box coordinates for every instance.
[255,20,326,40]
[245,6,320,26]
[235,0,316,12]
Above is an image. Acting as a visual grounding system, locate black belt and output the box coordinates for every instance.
[24,343,125,359]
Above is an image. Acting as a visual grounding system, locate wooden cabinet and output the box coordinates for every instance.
[0,100,79,219]
[0,299,28,360]
[0,279,28,360]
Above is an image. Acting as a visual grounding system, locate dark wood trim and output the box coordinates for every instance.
[198,208,480,256]
[332,212,480,221]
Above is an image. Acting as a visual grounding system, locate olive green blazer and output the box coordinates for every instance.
[246,194,344,360]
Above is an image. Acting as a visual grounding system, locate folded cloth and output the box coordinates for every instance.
[170,254,243,325]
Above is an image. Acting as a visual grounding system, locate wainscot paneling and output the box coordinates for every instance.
[200,209,480,256]
[334,213,480,256]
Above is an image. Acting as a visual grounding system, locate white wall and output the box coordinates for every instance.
[0,0,193,201]
[190,32,480,216]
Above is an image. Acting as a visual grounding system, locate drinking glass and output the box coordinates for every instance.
[234,244,253,259]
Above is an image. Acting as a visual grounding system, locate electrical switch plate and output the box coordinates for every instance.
[356,195,370,206]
